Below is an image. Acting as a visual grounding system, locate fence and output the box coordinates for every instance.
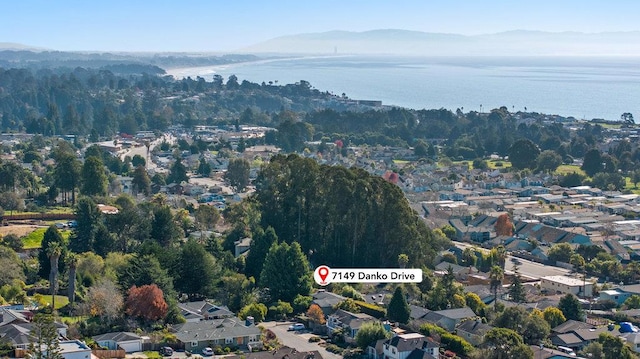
[92,349,126,359]
[1,213,76,221]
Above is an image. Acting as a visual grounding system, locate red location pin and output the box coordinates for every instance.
[317,266,330,285]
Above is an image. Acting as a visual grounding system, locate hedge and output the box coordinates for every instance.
[353,300,386,318]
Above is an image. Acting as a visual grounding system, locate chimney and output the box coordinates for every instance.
[246,316,255,326]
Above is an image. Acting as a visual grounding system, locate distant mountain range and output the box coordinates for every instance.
[239,29,640,56]
[0,42,48,51]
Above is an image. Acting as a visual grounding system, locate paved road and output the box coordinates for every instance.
[453,241,571,280]
[262,322,341,359]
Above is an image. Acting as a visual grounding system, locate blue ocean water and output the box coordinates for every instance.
[169,55,640,121]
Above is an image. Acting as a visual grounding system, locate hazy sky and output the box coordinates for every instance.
[2,0,640,52]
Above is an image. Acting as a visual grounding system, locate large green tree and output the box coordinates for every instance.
[355,322,391,349]
[558,293,584,321]
[38,226,68,280]
[509,139,540,170]
[176,240,219,300]
[245,226,278,281]
[168,157,188,184]
[29,313,63,359]
[70,196,100,253]
[387,286,410,324]
[582,148,604,177]
[131,165,151,196]
[226,158,250,192]
[81,156,108,196]
[259,241,312,303]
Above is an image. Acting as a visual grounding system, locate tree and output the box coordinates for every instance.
[0,246,25,287]
[131,165,151,196]
[176,240,219,299]
[387,286,410,324]
[461,248,477,268]
[465,292,486,315]
[67,254,77,305]
[80,279,123,323]
[70,196,100,253]
[582,148,603,177]
[494,213,514,236]
[125,284,168,322]
[580,342,604,359]
[398,253,409,269]
[194,205,220,232]
[307,303,326,325]
[46,242,62,309]
[259,241,312,302]
[1,233,23,252]
[167,157,188,184]
[150,205,181,247]
[355,322,391,349]
[548,243,573,264]
[0,192,24,215]
[598,332,635,359]
[508,265,526,303]
[489,265,504,309]
[335,298,360,313]
[81,156,108,196]
[53,151,81,205]
[197,157,211,177]
[542,307,566,328]
[131,154,146,167]
[269,300,293,320]
[238,303,268,322]
[29,313,62,359]
[521,314,550,345]
[621,112,635,125]
[558,294,584,321]
[414,140,429,157]
[38,226,67,280]
[226,158,250,192]
[536,150,562,173]
[624,294,640,309]
[570,253,586,272]
[509,139,540,170]
[483,328,532,359]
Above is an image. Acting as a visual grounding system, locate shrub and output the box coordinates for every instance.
[325,344,344,354]
[308,336,321,343]
[440,333,474,356]
[353,300,386,318]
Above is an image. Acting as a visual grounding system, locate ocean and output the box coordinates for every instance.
[166,55,640,121]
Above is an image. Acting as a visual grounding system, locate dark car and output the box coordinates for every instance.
[160,347,174,356]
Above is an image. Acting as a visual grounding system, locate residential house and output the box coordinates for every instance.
[367,333,439,359]
[93,332,144,353]
[455,319,493,346]
[312,291,346,315]
[55,340,92,359]
[418,307,477,332]
[540,275,593,297]
[622,332,640,354]
[326,309,376,341]
[549,326,610,351]
[172,317,261,352]
[234,237,252,257]
[177,301,234,322]
[0,309,67,351]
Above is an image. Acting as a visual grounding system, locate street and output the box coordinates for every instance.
[261,322,342,359]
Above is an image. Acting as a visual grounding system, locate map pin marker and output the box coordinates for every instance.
[317,266,330,284]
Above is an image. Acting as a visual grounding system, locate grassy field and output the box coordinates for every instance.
[22,227,72,249]
[555,165,586,176]
[487,160,511,169]
[17,206,74,216]
[36,295,69,310]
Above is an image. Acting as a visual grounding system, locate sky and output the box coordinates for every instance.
[2,0,640,52]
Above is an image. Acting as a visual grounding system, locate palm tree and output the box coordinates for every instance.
[47,242,62,312]
[489,265,504,310]
[67,253,78,305]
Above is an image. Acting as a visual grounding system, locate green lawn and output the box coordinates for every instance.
[18,207,74,216]
[393,159,410,164]
[36,295,69,310]
[555,165,586,176]
[22,228,71,249]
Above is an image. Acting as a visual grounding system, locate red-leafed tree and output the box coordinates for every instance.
[125,284,168,321]
[495,213,514,236]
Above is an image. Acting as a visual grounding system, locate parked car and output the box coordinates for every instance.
[54,222,67,229]
[160,347,174,356]
[288,323,306,331]
[202,347,214,356]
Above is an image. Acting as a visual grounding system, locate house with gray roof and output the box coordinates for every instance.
[312,290,346,315]
[456,319,493,346]
[93,332,143,353]
[172,317,261,352]
[177,301,234,322]
[226,346,323,359]
[326,309,376,341]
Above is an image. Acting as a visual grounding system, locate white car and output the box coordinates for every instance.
[202,347,214,356]
[288,323,305,331]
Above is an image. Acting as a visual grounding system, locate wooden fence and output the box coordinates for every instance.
[92,349,126,359]
[1,213,76,221]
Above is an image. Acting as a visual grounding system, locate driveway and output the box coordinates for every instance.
[261,322,342,359]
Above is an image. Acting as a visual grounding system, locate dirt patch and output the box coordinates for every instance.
[0,224,41,238]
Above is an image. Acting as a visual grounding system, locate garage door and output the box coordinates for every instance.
[119,341,142,353]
